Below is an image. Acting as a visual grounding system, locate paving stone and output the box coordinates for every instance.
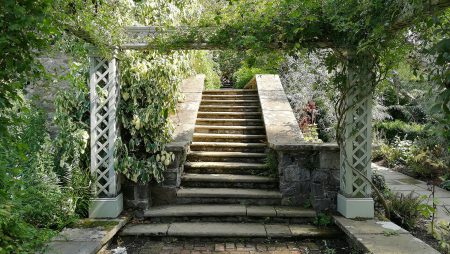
[334,215,441,254]
[396,190,450,198]
[180,92,202,102]
[172,124,195,142]
[333,216,408,234]
[388,184,428,191]
[255,75,284,91]
[180,75,204,93]
[286,243,299,250]
[256,243,268,251]
[225,243,235,249]
[265,124,304,145]
[45,241,101,254]
[184,243,194,250]
[145,204,246,217]
[214,243,225,251]
[182,173,275,183]
[259,97,293,111]
[356,233,440,254]
[53,228,107,242]
[177,188,281,199]
[167,222,267,237]
[274,207,316,217]
[262,111,299,129]
[120,224,169,236]
[289,225,337,237]
[246,205,276,216]
[395,177,425,185]
[265,224,292,237]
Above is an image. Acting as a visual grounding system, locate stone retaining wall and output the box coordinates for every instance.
[123,75,204,210]
[273,144,340,211]
[246,75,340,211]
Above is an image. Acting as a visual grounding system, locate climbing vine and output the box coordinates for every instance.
[117,50,193,182]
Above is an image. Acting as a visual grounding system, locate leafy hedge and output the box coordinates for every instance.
[374,120,425,142]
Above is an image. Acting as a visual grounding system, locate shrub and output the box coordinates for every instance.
[0,99,79,253]
[373,138,415,167]
[191,51,221,89]
[373,137,448,179]
[407,147,448,178]
[388,192,425,230]
[233,66,268,89]
[374,120,425,142]
[313,213,333,226]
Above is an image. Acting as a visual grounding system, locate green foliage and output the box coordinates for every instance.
[232,51,282,88]
[191,51,221,89]
[0,99,79,253]
[383,230,399,237]
[52,61,92,216]
[233,66,266,88]
[0,0,57,136]
[118,50,192,183]
[264,150,278,178]
[313,213,333,227]
[375,120,425,142]
[322,240,337,254]
[302,124,322,143]
[212,50,246,84]
[387,192,426,230]
[374,136,448,179]
[429,220,450,253]
[441,176,450,191]
[373,138,415,168]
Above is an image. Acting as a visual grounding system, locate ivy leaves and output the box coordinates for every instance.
[118,50,192,183]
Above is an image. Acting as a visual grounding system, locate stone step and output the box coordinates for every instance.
[184,161,268,174]
[199,105,261,112]
[143,205,316,223]
[181,173,277,188]
[203,89,257,95]
[195,125,265,135]
[187,151,266,163]
[176,188,282,205]
[201,100,260,106]
[192,133,266,143]
[195,118,263,126]
[202,94,259,100]
[120,222,337,238]
[190,142,267,152]
[197,111,262,119]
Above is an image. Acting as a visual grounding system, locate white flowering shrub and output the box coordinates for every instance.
[279,51,337,141]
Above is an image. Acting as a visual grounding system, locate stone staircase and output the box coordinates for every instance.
[220,83,233,89]
[121,89,336,238]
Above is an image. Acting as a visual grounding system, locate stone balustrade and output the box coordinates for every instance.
[246,75,340,211]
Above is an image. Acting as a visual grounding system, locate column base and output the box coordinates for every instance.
[337,193,374,218]
[89,193,123,218]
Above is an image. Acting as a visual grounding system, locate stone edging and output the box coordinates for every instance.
[43,217,128,254]
[245,75,304,147]
[333,215,439,254]
[169,74,205,144]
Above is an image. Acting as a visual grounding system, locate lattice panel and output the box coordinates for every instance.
[340,87,373,197]
[89,55,120,198]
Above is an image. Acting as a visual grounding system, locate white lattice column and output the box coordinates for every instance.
[88,49,123,218]
[337,60,375,218]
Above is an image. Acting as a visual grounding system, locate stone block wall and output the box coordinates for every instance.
[274,144,340,211]
[247,75,340,212]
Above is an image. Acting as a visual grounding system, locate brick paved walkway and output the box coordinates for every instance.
[102,239,341,254]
